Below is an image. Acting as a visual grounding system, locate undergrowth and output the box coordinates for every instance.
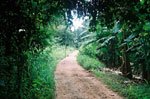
[77,54,105,70]
[25,46,74,99]
[77,52,150,99]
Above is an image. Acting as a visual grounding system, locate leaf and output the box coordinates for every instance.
[80,33,96,40]
[140,0,145,5]
[32,84,37,87]
[144,97,150,99]
[79,30,89,36]
[144,33,148,36]
[124,34,136,42]
[100,36,115,47]
[101,48,108,52]
[115,50,120,56]
[112,21,120,33]
[143,22,150,31]
[83,39,96,46]
[139,32,149,36]
[96,37,107,43]
[129,85,132,91]
[119,43,127,48]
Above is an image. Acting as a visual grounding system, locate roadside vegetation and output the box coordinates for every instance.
[77,53,105,70]
[1,0,150,98]
[77,49,150,99]
[1,45,74,99]
[26,46,74,99]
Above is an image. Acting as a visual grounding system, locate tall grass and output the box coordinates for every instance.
[93,71,150,99]
[77,53,105,70]
[24,45,75,99]
[77,52,150,99]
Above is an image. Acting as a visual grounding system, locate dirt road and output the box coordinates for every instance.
[55,51,123,99]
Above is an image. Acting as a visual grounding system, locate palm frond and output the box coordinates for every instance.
[83,39,97,47]
[80,33,96,40]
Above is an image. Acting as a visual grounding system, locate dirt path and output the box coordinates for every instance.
[55,51,123,99]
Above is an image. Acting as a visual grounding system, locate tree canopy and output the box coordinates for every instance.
[0,0,150,98]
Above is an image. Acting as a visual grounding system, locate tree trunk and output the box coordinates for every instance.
[142,62,148,80]
[17,54,24,99]
[121,45,132,79]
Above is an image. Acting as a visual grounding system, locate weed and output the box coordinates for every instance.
[77,53,150,99]
[25,46,75,99]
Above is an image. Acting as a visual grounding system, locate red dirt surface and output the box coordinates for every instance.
[55,51,123,99]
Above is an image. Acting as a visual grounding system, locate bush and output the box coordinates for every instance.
[77,53,105,70]
[93,71,150,99]
[80,44,97,58]
[77,50,150,99]
[22,45,74,99]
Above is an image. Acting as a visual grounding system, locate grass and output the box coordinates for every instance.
[25,45,75,99]
[77,54,105,70]
[77,52,150,99]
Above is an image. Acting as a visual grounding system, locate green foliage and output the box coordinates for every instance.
[59,0,150,81]
[80,44,97,58]
[143,22,150,31]
[0,0,77,98]
[27,50,55,99]
[1,0,150,98]
[77,52,105,70]
[50,45,75,61]
[19,46,74,99]
[80,19,150,79]
[54,27,75,47]
[92,71,150,99]
[77,50,150,99]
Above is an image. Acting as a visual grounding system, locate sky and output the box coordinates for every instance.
[71,10,84,31]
